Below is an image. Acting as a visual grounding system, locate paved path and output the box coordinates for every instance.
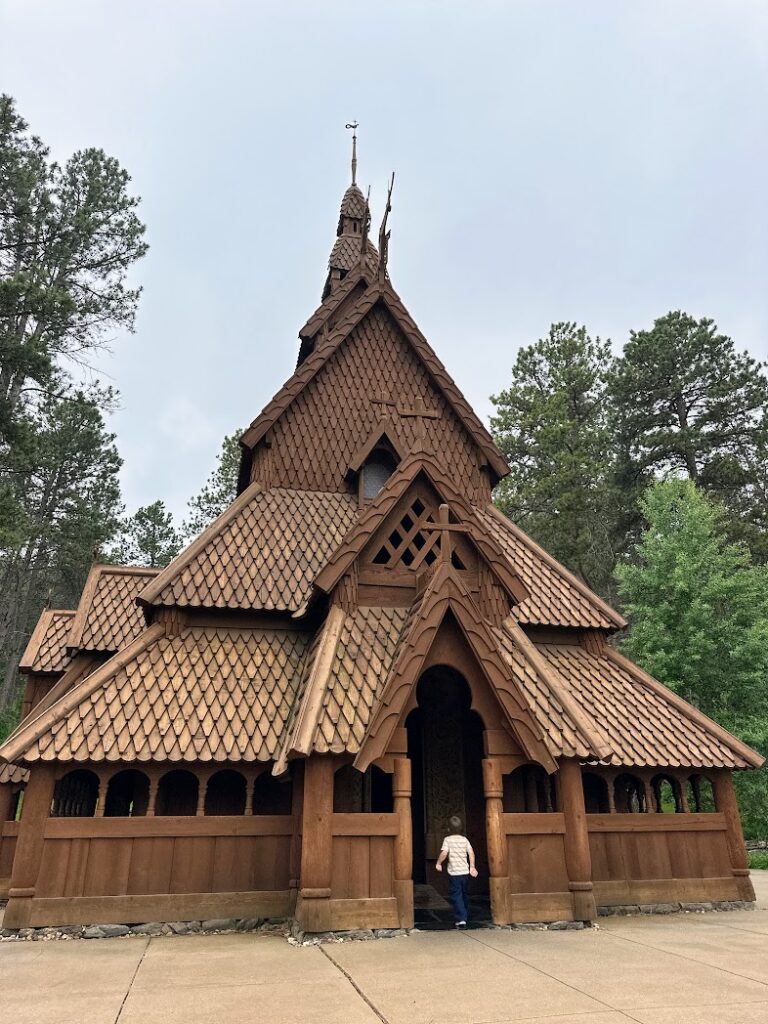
[1,873,767,1023]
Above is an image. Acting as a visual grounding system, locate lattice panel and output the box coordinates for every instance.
[369,496,466,572]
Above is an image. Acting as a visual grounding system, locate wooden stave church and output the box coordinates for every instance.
[0,148,763,933]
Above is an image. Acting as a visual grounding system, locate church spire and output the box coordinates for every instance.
[323,124,378,299]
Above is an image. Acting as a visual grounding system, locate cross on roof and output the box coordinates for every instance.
[421,503,469,564]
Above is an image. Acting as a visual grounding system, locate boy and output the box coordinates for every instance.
[435,815,478,928]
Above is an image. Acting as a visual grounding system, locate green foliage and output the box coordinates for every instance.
[610,311,768,557]
[183,429,242,540]
[748,851,768,870]
[0,95,146,714]
[0,697,21,744]
[490,324,618,595]
[615,479,768,722]
[113,501,181,568]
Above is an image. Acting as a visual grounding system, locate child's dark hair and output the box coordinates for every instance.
[449,815,463,834]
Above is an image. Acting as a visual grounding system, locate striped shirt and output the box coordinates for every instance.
[440,834,472,876]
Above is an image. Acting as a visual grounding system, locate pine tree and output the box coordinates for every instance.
[610,311,768,557]
[113,501,181,568]
[490,323,618,596]
[183,429,242,539]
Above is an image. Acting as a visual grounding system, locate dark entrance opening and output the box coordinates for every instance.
[406,666,490,928]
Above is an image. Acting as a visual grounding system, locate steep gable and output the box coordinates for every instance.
[242,284,508,499]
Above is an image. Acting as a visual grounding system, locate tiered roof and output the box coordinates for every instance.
[1,157,762,779]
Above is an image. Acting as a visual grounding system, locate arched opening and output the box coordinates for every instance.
[582,771,610,814]
[51,769,99,818]
[652,773,682,813]
[204,770,246,815]
[502,764,557,812]
[361,448,397,502]
[406,666,488,899]
[9,786,25,821]
[104,770,149,817]
[614,773,647,813]
[688,774,716,813]
[253,771,292,815]
[333,764,393,812]
[156,769,198,816]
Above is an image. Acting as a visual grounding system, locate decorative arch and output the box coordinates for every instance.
[51,769,99,817]
[651,773,682,813]
[502,763,557,813]
[156,769,198,816]
[333,763,393,813]
[204,769,246,815]
[104,769,149,817]
[614,773,647,813]
[253,771,292,815]
[582,771,610,813]
[688,773,717,813]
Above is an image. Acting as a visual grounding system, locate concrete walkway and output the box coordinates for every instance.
[1,873,767,1024]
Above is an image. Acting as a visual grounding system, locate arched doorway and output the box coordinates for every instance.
[406,667,488,905]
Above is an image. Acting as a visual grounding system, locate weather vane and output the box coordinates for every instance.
[346,121,358,184]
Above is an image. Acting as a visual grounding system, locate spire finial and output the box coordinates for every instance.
[378,172,395,281]
[345,121,359,184]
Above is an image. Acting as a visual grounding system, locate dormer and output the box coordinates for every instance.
[346,423,404,507]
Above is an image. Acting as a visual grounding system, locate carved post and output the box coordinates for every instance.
[712,771,755,902]
[483,758,510,924]
[559,758,596,921]
[4,765,56,929]
[245,773,256,816]
[288,763,304,902]
[196,770,209,817]
[393,757,414,928]
[147,771,159,816]
[297,756,334,932]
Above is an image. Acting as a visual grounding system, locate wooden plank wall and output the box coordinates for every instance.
[329,812,396,901]
[34,816,293,899]
[0,821,19,895]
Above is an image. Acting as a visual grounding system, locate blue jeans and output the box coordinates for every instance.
[448,873,469,923]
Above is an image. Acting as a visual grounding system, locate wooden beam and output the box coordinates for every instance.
[559,758,596,921]
[393,757,413,928]
[4,765,55,928]
[483,758,510,925]
[712,771,756,901]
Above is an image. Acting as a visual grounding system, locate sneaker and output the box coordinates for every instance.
[456,921,467,928]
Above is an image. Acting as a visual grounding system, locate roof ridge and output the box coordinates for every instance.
[138,480,262,606]
[484,502,627,630]
[0,625,165,765]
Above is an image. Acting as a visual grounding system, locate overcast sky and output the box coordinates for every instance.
[2,1,767,520]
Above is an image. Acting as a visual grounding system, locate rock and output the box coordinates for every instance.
[649,903,678,915]
[166,921,194,935]
[373,928,406,938]
[513,922,547,930]
[100,924,130,937]
[131,922,164,936]
[83,926,105,939]
[201,918,238,932]
[342,929,374,941]
[680,902,713,913]
[547,921,571,930]
[58,926,84,938]
[236,917,263,932]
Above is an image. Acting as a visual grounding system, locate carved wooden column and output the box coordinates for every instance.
[245,773,256,816]
[296,755,334,932]
[712,770,755,902]
[146,770,159,816]
[393,757,414,928]
[4,765,56,929]
[483,758,510,924]
[559,758,596,921]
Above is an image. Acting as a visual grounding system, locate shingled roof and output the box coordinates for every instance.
[139,484,358,614]
[68,565,158,654]
[19,610,75,674]
[1,624,311,764]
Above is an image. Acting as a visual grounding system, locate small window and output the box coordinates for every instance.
[652,773,681,813]
[334,764,393,813]
[582,771,610,813]
[253,772,292,815]
[688,774,716,812]
[156,770,199,816]
[205,770,246,815]
[502,764,557,813]
[362,450,397,501]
